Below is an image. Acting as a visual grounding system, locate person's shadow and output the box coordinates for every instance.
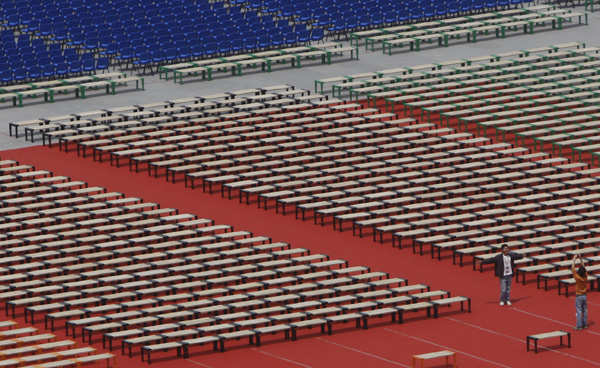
[484,295,532,305]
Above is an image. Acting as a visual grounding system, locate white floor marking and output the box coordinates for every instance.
[385,328,511,368]
[187,359,216,368]
[316,337,410,367]
[509,307,571,327]
[585,299,600,307]
[252,348,314,368]
[447,316,600,365]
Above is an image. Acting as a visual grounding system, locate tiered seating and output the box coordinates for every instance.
[1,0,324,82]
[0,0,549,84]
[0,29,109,85]
[0,72,143,108]
[161,42,358,84]
[236,0,537,40]
[351,6,587,54]
[0,158,471,363]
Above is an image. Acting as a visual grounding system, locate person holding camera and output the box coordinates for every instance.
[572,255,588,330]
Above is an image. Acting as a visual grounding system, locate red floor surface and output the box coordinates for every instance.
[3,100,600,367]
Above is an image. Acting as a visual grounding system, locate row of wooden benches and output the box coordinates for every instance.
[315,41,590,95]
[140,295,470,363]
[160,42,359,84]
[349,5,569,47]
[91,115,407,182]
[377,8,587,55]
[0,72,144,108]
[27,92,335,145]
[36,109,600,300]
[8,84,298,139]
[0,323,115,368]
[25,92,600,278]
[0,160,475,363]
[345,50,600,103]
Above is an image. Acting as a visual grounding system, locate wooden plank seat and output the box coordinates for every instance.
[558,275,598,297]
[0,334,56,350]
[0,92,25,107]
[101,76,145,95]
[429,296,471,318]
[287,318,328,341]
[0,347,96,367]
[0,327,37,339]
[0,339,75,359]
[14,353,114,368]
[158,62,199,80]
[24,124,62,143]
[412,350,457,368]
[537,264,600,291]
[252,324,291,348]
[141,341,185,363]
[527,330,570,353]
[10,88,54,107]
[397,302,434,323]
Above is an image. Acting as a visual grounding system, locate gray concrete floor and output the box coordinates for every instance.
[1,4,599,151]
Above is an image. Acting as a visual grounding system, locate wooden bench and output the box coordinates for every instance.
[526,330,570,353]
[412,350,457,367]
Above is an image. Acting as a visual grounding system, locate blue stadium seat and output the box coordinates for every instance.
[358,15,371,29]
[1,70,13,84]
[28,66,42,80]
[279,4,294,18]
[132,51,152,74]
[461,0,473,13]
[297,30,310,44]
[96,57,109,73]
[283,32,298,45]
[177,46,191,60]
[151,49,165,66]
[298,9,312,23]
[423,5,436,18]
[270,33,283,47]
[115,46,134,69]
[99,43,118,61]
[56,62,69,77]
[371,13,384,27]
[69,60,83,75]
[67,34,85,48]
[164,47,179,62]
[447,1,460,14]
[473,0,485,11]
[204,42,218,57]
[231,39,244,53]
[17,34,30,48]
[310,28,324,42]
[257,35,271,49]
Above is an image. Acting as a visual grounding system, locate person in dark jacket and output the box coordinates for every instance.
[477,244,524,306]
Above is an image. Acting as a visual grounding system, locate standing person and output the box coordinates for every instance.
[476,244,524,306]
[572,255,588,330]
